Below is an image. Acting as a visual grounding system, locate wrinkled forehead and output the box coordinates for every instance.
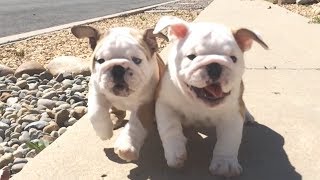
[182,23,237,54]
[94,28,146,58]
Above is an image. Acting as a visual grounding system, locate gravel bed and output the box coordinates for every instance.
[0,72,89,174]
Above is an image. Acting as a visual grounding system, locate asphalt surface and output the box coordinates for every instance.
[0,0,171,37]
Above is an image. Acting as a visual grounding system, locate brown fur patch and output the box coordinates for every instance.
[137,101,156,130]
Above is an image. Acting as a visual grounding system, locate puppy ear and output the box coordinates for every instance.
[143,28,168,55]
[233,28,269,52]
[153,16,189,41]
[71,25,101,50]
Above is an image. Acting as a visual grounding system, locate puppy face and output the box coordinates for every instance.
[72,26,167,97]
[154,16,268,107]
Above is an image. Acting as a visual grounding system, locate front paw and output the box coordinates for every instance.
[95,128,113,140]
[164,141,187,168]
[114,137,139,162]
[209,155,242,177]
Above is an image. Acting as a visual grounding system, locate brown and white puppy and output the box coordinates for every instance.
[71,25,167,161]
[153,16,268,177]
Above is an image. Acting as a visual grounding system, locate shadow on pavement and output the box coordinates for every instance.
[105,123,301,180]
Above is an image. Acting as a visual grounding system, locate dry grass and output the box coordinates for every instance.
[0,10,198,69]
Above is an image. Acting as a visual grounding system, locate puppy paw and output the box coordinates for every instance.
[209,156,242,177]
[95,128,113,140]
[164,142,187,168]
[114,136,139,162]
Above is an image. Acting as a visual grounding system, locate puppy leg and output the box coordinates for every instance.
[156,102,187,168]
[87,92,113,140]
[209,113,243,177]
[114,110,147,162]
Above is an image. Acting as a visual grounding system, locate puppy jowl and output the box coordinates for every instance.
[154,16,268,177]
[72,25,167,162]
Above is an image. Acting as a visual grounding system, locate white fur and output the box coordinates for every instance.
[87,27,159,161]
[154,17,247,177]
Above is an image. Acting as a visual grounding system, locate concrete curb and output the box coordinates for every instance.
[0,0,178,45]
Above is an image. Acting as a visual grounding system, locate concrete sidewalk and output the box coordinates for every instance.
[12,0,320,179]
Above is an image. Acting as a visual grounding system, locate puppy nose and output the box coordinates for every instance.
[111,65,125,81]
[207,63,222,81]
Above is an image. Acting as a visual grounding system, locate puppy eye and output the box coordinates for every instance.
[96,59,105,64]
[187,54,196,60]
[230,56,237,63]
[132,57,142,65]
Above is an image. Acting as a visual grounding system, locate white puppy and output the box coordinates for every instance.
[72,25,167,161]
[153,16,268,177]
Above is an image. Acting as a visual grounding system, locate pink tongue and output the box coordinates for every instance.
[204,84,223,97]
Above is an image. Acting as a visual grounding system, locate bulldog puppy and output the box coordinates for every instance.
[153,16,268,177]
[71,25,167,161]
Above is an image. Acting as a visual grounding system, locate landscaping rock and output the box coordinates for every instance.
[46,56,90,77]
[0,65,14,76]
[14,61,46,78]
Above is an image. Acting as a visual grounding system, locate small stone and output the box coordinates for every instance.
[72,84,85,92]
[54,73,64,83]
[11,144,19,150]
[50,131,59,138]
[9,85,21,91]
[58,127,67,136]
[39,71,53,81]
[19,131,30,143]
[13,150,24,158]
[6,97,18,106]
[13,157,28,164]
[65,117,77,127]
[0,130,5,139]
[21,122,29,130]
[11,162,26,173]
[26,149,36,158]
[28,82,39,90]
[5,113,17,120]
[4,147,14,153]
[14,61,46,78]
[55,109,70,127]
[10,132,20,139]
[0,122,9,131]
[17,114,39,124]
[53,83,62,90]
[24,121,49,131]
[0,153,14,168]
[71,106,87,119]
[8,138,21,146]
[38,85,51,91]
[26,76,39,82]
[42,91,57,99]
[37,99,56,110]
[16,80,28,89]
[57,103,71,110]
[71,101,86,108]
[14,125,22,133]
[43,121,59,134]
[0,146,4,155]
[21,74,30,80]
[0,92,11,102]
[17,108,27,118]
[41,135,56,144]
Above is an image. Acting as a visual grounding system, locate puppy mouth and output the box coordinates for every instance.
[188,83,230,106]
[112,83,130,97]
